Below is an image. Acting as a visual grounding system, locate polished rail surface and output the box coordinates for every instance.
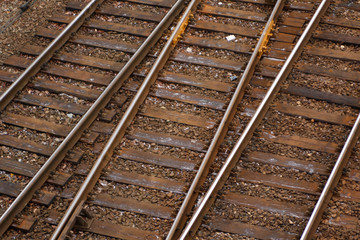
[50,0,199,238]
[301,112,360,239]
[178,1,331,238]
[0,0,104,111]
[0,0,105,234]
[166,0,286,238]
[0,0,185,235]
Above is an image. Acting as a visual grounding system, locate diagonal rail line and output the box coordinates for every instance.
[0,0,185,235]
[301,112,360,239]
[178,1,331,238]
[49,0,200,238]
[0,0,104,111]
[166,0,286,238]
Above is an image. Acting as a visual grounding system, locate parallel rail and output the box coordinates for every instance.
[166,0,285,238]
[52,1,289,239]
[178,1,331,238]
[301,112,360,239]
[1,0,359,238]
[0,0,185,235]
[0,0,104,111]
[50,0,199,238]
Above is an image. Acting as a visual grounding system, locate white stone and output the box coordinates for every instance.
[226,35,236,41]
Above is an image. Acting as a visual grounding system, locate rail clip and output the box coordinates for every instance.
[258,20,275,56]
[73,208,94,231]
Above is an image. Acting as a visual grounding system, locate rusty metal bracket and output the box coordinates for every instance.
[258,20,275,56]
[172,14,193,45]
[56,200,93,240]
[73,208,94,231]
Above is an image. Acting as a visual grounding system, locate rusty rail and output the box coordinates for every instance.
[50,0,200,238]
[178,1,331,238]
[0,0,185,235]
[165,0,286,238]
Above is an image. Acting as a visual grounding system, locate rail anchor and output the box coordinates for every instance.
[73,208,94,231]
[258,20,275,56]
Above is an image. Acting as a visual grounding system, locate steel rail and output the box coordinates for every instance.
[50,0,201,238]
[301,113,360,239]
[0,0,185,235]
[178,1,331,238]
[166,0,286,239]
[0,0,104,111]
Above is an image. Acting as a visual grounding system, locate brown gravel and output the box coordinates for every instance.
[109,157,194,181]
[144,96,223,119]
[276,93,358,117]
[194,14,265,30]
[121,138,204,164]
[0,0,27,27]
[318,24,360,37]
[164,60,242,83]
[202,0,273,14]
[309,38,360,54]
[0,122,61,146]
[212,201,307,233]
[7,99,82,124]
[0,0,69,62]
[289,70,360,98]
[62,42,131,62]
[175,43,250,62]
[105,0,168,15]
[131,115,215,142]
[261,109,351,143]
[91,13,158,29]
[327,4,360,20]
[185,28,257,46]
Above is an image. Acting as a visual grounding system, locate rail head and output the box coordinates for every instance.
[0,0,105,235]
[0,0,186,236]
[0,0,105,111]
[165,0,286,239]
[178,1,331,239]
[300,112,360,240]
[50,0,200,238]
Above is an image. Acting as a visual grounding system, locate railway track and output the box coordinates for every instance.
[0,0,359,239]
